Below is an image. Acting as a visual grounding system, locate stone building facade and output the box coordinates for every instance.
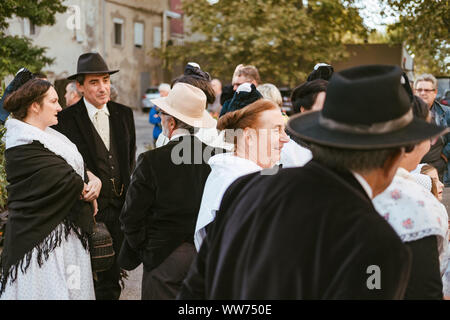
[5,0,184,109]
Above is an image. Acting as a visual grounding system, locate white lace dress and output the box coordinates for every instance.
[0,119,95,300]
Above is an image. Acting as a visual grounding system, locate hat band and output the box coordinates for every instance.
[319,109,413,134]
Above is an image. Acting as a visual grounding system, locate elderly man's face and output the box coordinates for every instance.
[64,83,80,107]
[415,80,437,108]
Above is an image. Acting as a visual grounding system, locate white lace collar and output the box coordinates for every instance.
[4,118,85,178]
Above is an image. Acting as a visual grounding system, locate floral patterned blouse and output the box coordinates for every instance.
[373,167,449,281]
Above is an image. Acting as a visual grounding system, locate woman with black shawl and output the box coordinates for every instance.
[0,78,100,299]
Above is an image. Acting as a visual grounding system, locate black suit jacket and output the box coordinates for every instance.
[53,99,136,209]
[118,135,224,271]
[179,160,412,299]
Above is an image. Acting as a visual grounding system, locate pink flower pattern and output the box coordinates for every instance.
[383,213,390,221]
[417,200,425,207]
[402,218,414,229]
[391,189,402,200]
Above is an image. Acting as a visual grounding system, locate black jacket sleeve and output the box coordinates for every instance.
[119,153,154,250]
[404,235,443,300]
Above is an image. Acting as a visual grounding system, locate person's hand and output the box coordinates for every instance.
[83,171,102,201]
[81,183,88,199]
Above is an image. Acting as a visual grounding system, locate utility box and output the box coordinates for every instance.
[332,44,414,79]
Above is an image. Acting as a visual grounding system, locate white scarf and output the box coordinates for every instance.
[4,118,85,179]
[194,153,262,251]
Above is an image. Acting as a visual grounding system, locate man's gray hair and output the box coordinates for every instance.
[67,81,81,96]
[165,114,198,135]
[257,83,282,108]
[310,144,404,174]
[110,83,118,101]
[414,74,437,90]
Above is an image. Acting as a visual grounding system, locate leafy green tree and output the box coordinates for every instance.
[382,0,449,76]
[155,0,368,86]
[0,0,67,80]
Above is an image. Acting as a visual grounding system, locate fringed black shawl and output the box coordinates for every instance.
[0,141,93,296]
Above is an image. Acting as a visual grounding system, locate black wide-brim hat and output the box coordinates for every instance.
[67,52,119,80]
[288,65,448,149]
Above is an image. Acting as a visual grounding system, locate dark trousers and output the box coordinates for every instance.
[141,242,196,300]
[94,206,124,300]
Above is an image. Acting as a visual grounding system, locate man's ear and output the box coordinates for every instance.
[243,126,257,145]
[382,149,404,178]
[169,117,176,130]
[166,117,176,137]
[76,82,84,95]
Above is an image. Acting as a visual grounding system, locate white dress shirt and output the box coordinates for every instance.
[84,97,110,123]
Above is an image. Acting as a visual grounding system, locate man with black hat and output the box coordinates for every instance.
[53,52,136,300]
[179,65,448,299]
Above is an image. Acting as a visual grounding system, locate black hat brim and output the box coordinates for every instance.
[67,69,119,80]
[287,111,449,150]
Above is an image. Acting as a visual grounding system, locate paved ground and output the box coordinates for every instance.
[119,110,151,300]
[134,109,155,155]
[119,264,143,300]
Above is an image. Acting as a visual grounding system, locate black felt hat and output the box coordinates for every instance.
[287,64,448,149]
[67,52,119,80]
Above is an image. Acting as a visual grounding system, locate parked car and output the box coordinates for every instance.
[437,77,450,102]
[440,89,450,106]
[141,87,160,112]
[278,87,293,115]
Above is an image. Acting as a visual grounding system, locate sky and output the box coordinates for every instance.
[356,0,399,32]
[207,0,399,33]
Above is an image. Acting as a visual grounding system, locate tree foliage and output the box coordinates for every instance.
[382,0,449,76]
[155,0,368,86]
[0,35,54,79]
[0,0,67,80]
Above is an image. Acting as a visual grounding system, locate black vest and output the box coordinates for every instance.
[90,119,123,211]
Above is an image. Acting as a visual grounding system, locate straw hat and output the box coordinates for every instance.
[151,82,216,128]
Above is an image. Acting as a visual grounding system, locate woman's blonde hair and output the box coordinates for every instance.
[257,83,282,108]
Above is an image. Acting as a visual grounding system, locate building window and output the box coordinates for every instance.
[134,22,144,48]
[113,18,124,46]
[153,27,161,49]
[24,18,36,36]
[30,21,35,35]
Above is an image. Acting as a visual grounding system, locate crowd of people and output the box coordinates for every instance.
[0,52,449,300]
